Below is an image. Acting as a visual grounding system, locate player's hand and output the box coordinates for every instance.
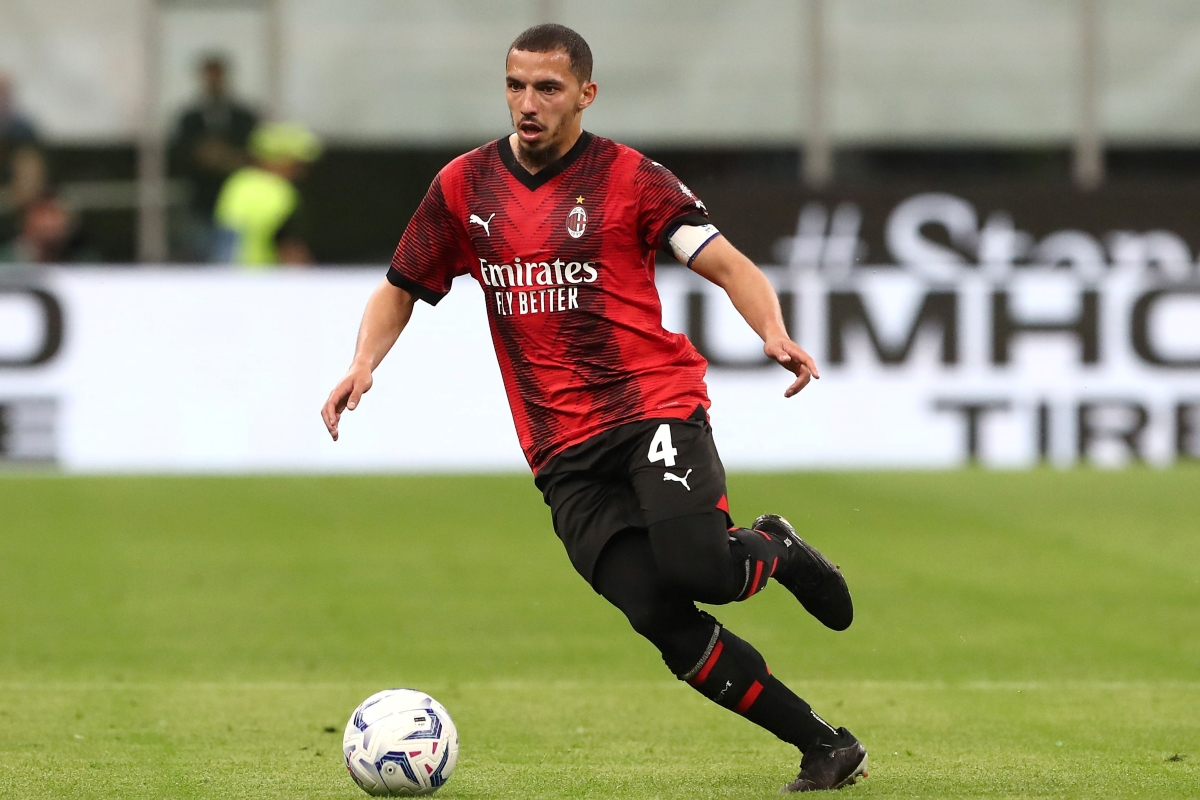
[322,365,373,441]
[764,337,820,398]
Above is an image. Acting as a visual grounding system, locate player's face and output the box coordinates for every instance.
[505,48,596,163]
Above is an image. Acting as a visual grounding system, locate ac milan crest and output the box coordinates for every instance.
[566,205,587,238]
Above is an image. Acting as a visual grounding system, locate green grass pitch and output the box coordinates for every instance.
[1,469,1198,798]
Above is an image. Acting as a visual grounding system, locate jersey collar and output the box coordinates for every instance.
[497,131,594,191]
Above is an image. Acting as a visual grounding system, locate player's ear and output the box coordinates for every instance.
[578,80,597,111]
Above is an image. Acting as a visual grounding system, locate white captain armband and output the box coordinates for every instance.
[667,223,722,267]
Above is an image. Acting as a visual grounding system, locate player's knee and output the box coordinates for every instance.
[620,601,672,643]
[648,511,738,603]
[597,579,674,644]
[616,596,715,671]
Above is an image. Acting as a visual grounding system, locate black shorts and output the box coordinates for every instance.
[534,405,731,586]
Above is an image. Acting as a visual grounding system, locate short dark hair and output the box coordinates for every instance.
[509,24,593,83]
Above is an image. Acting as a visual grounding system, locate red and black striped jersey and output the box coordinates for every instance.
[387,132,712,473]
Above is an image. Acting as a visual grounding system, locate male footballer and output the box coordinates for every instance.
[322,24,867,792]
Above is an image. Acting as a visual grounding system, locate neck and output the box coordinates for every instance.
[508,126,582,174]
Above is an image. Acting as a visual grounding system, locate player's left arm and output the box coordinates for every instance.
[688,236,819,397]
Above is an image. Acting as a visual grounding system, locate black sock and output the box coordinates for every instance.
[680,624,840,753]
[727,527,786,600]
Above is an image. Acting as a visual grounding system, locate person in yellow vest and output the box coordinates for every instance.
[213,122,321,267]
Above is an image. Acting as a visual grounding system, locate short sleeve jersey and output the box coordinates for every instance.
[388,132,712,473]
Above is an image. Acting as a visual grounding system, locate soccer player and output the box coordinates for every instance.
[322,24,867,792]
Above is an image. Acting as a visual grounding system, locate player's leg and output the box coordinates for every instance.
[650,512,853,632]
[646,509,788,603]
[536,429,866,789]
[631,409,784,603]
[592,528,866,787]
[632,409,853,628]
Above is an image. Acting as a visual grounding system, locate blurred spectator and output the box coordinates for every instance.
[0,192,97,265]
[170,54,259,261]
[213,122,321,268]
[0,73,48,228]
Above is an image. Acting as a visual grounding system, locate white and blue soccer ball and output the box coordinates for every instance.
[343,689,459,796]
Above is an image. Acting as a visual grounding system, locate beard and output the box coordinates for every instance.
[512,114,572,170]
[518,139,559,170]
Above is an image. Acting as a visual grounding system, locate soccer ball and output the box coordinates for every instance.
[342,689,459,796]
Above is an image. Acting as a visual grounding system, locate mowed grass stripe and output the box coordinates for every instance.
[1,680,1196,798]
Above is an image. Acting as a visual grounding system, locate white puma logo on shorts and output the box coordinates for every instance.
[663,469,692,491]
[469,212,495,236]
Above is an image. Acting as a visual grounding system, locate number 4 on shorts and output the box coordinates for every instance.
[647,424,678,467]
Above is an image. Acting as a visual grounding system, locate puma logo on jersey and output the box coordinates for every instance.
[469,212,495,236]
[715,680,733,702]
[663,469,692,491]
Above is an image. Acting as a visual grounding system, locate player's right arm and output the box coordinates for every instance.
[321,279,416,441]
[324,165,468,438]
[322,166,469,441]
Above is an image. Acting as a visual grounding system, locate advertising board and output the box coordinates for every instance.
[1,254,1196,472]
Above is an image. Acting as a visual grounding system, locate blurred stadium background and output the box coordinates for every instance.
[0,0,1197,472]
[1,2,1198,799]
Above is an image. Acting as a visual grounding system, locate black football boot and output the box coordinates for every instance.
[752,514,853,631]
[781,728,868,793]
